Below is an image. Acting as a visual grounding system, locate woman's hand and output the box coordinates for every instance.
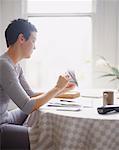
[64,73,76,89]
[55,74,76,97]
[55,75,69,91]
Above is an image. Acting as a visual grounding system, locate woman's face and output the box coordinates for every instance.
[20,32,37,58]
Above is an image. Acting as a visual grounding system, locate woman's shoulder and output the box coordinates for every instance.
[0,52,22,74]
[0,54,14,70]
[0,57,9,65]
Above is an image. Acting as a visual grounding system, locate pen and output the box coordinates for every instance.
[60,99,74,102]
[48,104,63,107]
[56,109,81,111]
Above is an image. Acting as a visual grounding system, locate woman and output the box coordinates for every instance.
[0,19,75,150]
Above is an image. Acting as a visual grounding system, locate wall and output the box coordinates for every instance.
[0,0,26,55]
[0,0,2,53]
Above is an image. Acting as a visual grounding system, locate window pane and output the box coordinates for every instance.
[26,17,92,90]
[27,0,92,13]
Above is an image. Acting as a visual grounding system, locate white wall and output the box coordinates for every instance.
[116,1,119,89]
[0,0,26,55]
[0,0,2,53]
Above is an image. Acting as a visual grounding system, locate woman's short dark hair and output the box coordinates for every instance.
[5,18,37,48]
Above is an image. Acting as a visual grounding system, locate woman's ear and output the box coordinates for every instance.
[18,33,25,44]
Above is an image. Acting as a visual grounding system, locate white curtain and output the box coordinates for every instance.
[92,0,119,88]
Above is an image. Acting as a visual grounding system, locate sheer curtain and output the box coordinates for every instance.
[92,0,119,89]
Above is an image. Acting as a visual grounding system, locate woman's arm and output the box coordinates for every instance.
[32,75,69,111]
[31,84,75,99]
[0,60,69,114]
[18,65,74,111]
[32,87,60,111]
[19,66,75,99]
[0,60,36,114]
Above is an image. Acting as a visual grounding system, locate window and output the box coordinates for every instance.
[27,0,92,13]
[26,0,93,91]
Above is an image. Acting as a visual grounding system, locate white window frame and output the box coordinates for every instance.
[26,0,94,23]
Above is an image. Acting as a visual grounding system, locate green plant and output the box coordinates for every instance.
[99,56,119,81]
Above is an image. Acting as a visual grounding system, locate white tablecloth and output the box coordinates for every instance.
[28,98,119,150]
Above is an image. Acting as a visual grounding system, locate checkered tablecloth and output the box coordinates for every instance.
[28,106,119,150]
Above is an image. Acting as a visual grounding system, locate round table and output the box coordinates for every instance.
[28,98,119,150]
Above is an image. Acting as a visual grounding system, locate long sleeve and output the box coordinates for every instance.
[0,60,36,114]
